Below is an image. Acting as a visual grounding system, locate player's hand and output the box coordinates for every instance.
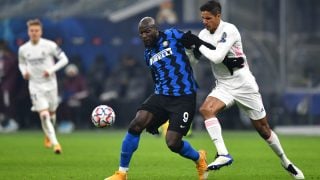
[23,72,30,80]
[182,31,217,50]
[43,70,50,78]
[181,31,203,49]
[222,57,244,75]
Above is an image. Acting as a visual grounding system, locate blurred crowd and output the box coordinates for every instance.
[0,40,21,132]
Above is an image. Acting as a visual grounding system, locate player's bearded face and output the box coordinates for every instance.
[139,26,158,47]
[201,11,220,33]
[28,25,42,43]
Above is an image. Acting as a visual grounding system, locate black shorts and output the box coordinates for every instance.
[138,93,196,136]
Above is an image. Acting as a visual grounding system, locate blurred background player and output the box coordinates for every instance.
[58,63,89,133]
[0,39,19,132]
[156,0,178,25]
[185,1,304,179]
[105,17,208,180]
[18,19,69,154]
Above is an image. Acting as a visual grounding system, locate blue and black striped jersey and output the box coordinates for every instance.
[144,28,198,96]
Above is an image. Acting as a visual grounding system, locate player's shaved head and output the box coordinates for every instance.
[138,17,159,47]
[138,17,157,30]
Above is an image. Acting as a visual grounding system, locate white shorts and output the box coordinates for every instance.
[208,81,266,120]
[29,89,59,112]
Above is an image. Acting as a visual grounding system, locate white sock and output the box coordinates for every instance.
[50,113,56,126]
[266,130,291,166]
[119,167,128,173]
[40,111,59,145]
[205,117,228,155]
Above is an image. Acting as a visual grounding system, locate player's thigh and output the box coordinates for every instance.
[207,86,235,109]
[129,110,155,129]
[30,91,49,112]
[235,91,266,120]
[167,94,196,136]
[200,96,227,115]
[136,94,168,133]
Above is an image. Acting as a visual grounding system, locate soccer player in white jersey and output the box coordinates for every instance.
[185,1,304,179]
[18,19,69,154]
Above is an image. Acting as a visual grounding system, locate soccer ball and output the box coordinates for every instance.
[91,105,115,127]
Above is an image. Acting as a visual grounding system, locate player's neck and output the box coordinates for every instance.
[31,39,40,45]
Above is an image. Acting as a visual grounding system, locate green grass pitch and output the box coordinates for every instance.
[0,130,319,180]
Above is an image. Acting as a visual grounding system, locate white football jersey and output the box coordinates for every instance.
[197,20,266,119]
[18,38,68,92]
[198,20,256,89]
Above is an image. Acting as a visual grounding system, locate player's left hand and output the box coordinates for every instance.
[43,70,51,78]
[181,31,203,49]
[222,57,244,75]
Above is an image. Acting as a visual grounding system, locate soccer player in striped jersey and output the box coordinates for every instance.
[105,17,208,180]
[18,19,68,154]
[185,1,304,179]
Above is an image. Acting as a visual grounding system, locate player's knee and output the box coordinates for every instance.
[128,123,143,135]
[128,127,142,135]
[199,105,208,115]
[39,110,50,121]
[166,139,182,153]
[128,118,145,135]
[199,105,215,118]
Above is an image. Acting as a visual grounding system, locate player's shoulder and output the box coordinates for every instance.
[221,21,239,33]
[40,38,57,47]
[18,41,31,52]
[164,28,183,36]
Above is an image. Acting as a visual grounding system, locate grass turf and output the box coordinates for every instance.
[0,130,319,180]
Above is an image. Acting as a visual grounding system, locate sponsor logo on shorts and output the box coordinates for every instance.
[180,125,186,129]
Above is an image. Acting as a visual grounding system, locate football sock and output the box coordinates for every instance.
[119,167,129,173]
[40,111,58,145]
[266,130,291,167]
[119,132,140,171]
[179,140,199,161]
[205,117,229,155]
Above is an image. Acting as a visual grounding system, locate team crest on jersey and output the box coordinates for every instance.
[218,32,227,43]
[162,40,169,47]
